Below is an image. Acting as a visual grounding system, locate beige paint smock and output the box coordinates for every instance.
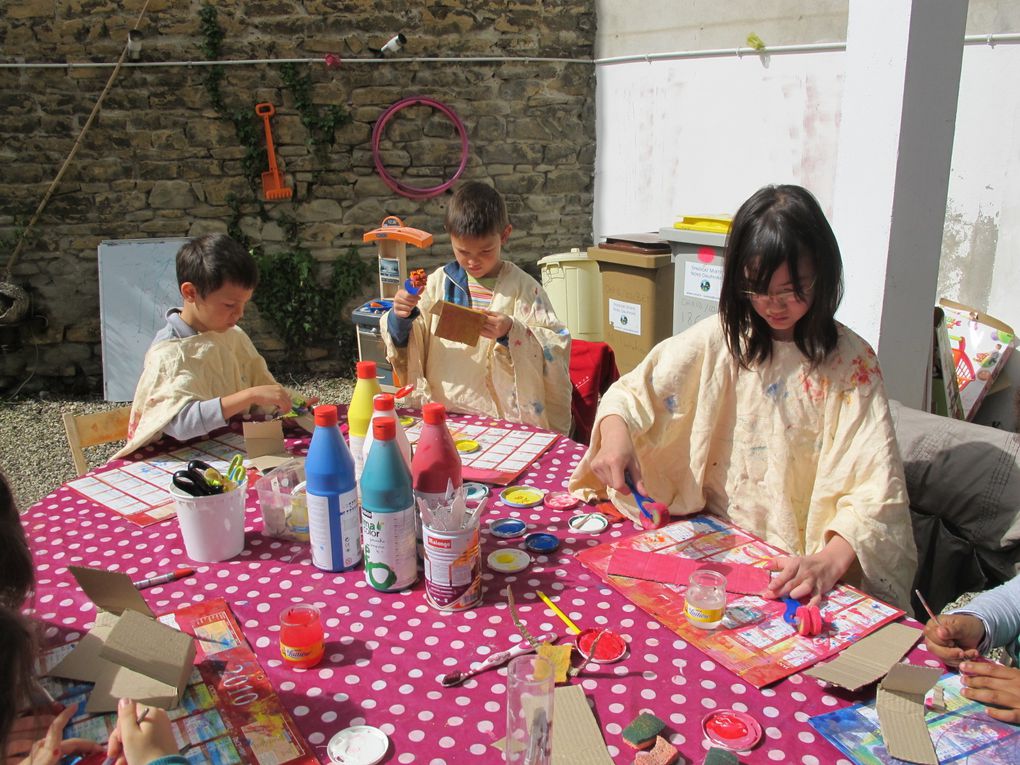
[568,315,916,609]
[380,261,572,435]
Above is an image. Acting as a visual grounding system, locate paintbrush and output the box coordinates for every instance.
[439,633,556,687]
[915,589,943,626]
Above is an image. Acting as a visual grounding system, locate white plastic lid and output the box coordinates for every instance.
[487,548,531,573]
[327,725,389,765]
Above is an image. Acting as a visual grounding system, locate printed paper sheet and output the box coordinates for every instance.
[576,514,903,687]
[65,432,247,526]
[810,672,1020,764]
[40,597,317,765]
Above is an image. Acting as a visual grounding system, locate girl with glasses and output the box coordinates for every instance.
[570,184,915,610]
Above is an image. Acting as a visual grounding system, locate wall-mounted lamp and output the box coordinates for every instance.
[376,33,406,58]
[127,29,143,61]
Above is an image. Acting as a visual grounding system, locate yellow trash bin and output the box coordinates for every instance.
[538,248,604,342]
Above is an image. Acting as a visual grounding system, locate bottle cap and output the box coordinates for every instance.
[524,532,560,554]
[373,418,396,441]
[327,725,390,765]
[422,402,447,425]
[568,512,609,533]
[543,491,580,511]
[313,405,338,427]
[701,710,763,751]
[487,548,531,573]
[373,393,395,411]
[489,517,528,538]
[356,361,377,379]
[499,486,545,508]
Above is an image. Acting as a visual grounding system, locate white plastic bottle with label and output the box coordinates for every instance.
[305,405,362,572]
[360,393,412,472]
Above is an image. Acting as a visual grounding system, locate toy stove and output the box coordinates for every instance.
[351,299,396,390]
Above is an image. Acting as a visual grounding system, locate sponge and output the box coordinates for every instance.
[633,736,679,765]
[703,747,739,765]
[621,712,666,750]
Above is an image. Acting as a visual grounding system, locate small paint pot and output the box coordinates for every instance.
[524,532,560,554]
[702,709,762,751]
[398,415,415,428]
[487,548,531,573]
[543,491,580,511]
[455,438,481,454]
[568,512,608,534]
[489,517,527,539]
[327,725,390,764]
[463,482,490,502]
[499,486,545,508]
[575,627,628,663]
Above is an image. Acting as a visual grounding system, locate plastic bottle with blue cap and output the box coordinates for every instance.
[305,405,361,572]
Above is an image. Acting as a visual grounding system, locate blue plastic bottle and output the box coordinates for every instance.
[305,404,361,572]
[360,418,418,591]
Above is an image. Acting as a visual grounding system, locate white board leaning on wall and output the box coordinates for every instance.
[98,238,186,402]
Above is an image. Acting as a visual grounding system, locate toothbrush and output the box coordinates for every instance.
[623,471,669,530]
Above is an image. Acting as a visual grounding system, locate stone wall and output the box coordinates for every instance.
[0,1,596,393]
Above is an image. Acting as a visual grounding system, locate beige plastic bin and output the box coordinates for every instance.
[538,248,604,342]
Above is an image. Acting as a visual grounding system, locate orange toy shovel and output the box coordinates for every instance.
[255,102,292,201]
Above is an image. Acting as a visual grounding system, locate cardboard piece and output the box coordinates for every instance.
[430,300,488,346]
[248,454,294,473]
[804,622,922,691]
[607,548,771,595]
[875,663,942,765]
[938,299,1015,421]
[47,566,196,713]
[243,419,286,458]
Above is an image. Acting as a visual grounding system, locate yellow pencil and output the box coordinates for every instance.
[536,590,581,635]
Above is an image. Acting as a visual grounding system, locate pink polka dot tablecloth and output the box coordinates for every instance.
[24,413,936,765]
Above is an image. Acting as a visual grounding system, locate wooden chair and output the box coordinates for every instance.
[62,405,132,476]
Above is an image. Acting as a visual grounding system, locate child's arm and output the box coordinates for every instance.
[479,310,512,342]
[948,575,1020,651]
[958,661,1020,723]
[220,384,293,419]
[764,534,857,607]
[923,612,986,666]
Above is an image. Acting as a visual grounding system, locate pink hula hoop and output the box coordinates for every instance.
[371,96,470,200]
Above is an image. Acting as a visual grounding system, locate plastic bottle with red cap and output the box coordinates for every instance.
[349,361,383,487]
[411,402,463,502]
[360,418,418,592]
[304,405,361,572]
[360,393,412,473]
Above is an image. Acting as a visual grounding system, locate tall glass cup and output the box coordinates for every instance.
[505,654,554,765]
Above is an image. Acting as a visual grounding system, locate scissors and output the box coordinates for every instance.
[172,468,222,497]
[226,454,245,483]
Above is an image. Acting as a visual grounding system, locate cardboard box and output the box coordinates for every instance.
[588,245,674,375]
[938,299,1015,421]
[876,663,942,765]
[48,566,196,712]
[430,300,488,346]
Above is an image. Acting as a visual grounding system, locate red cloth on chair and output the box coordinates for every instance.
[569,340,620,445]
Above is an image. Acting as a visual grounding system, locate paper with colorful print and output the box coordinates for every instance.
[809,671,1020,764]
[606,547,771,594]
[38,598,317,765]
[576,514,904,687]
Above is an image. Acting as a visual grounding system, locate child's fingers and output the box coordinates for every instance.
[117,698,140,733]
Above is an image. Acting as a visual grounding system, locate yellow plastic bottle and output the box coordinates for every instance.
[348,360,382,486]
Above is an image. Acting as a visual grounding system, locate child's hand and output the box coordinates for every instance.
[247,384,293,413]
[589,415,644,495]
[393,287,420,319]
[764,535,855,607]
[11,703,101,765]
[959,660,1020,723]
[108,699,178,765]
[923,613,986,666]
[480,311,512,341]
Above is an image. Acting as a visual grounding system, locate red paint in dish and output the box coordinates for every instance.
[702,709,762,751]
[575,628,628,663]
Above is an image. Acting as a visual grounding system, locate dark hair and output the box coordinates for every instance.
[176,234,259,298]
[444,181,509,238]
[719,184,843,368]
[0,473,33,610]
[0,607,36,755]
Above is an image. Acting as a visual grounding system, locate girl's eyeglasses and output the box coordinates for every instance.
[741,279,815,307]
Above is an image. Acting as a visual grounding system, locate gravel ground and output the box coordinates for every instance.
[0,375,354,511]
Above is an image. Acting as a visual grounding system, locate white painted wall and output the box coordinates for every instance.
[594,1,1020,426]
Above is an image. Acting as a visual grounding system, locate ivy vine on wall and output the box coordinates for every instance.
[199,5,367,370]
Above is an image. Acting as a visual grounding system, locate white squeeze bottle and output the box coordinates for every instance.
[348,360,382,486]
[361,393,412,471]
[304,405,361,572]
